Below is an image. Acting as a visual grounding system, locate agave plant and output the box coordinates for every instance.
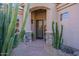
[52,21,63,49]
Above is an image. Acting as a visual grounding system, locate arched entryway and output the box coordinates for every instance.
[30,7,47,41]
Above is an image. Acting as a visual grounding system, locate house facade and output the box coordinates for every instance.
[18,3,79,51]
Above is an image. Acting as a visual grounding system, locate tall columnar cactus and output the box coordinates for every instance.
[0,3,29,56]
[12,4,30,48]
[0,4,12,55]
[0,6,5,55]
[17,4,30,42]
[1,3,19,56]
[52,21,63,49]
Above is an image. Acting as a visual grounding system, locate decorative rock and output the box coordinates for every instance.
[73,51,79,56]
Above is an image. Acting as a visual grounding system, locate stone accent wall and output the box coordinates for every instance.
[24,32,32,43]
[45,33,53,45]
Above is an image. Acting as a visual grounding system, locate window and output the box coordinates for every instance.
[60,12,69,21]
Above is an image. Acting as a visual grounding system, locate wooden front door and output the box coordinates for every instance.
[36,20,43,39]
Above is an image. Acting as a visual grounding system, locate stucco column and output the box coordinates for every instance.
[25,12,32,43]
[46,4,57,45]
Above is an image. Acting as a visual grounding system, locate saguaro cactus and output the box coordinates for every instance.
[52,21,63,49]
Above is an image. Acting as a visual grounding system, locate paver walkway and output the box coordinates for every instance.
[11,40,50,56]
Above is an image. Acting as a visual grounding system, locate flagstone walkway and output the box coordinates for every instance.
[11,40,50,56]
[11,39,71,56]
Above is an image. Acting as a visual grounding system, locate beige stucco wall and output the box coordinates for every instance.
[58,4,79,49]
[19,3,79,50]
[28,3,57,33]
